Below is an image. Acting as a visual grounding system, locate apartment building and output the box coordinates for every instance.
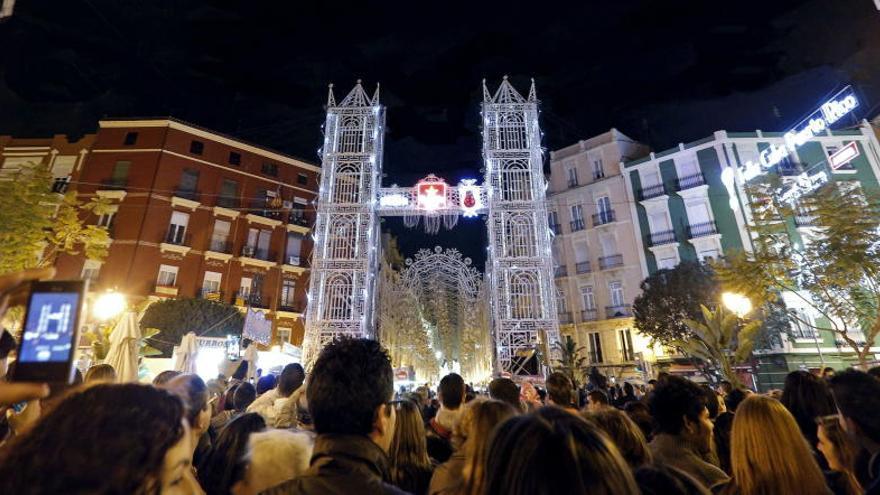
[0,133,95,190]
[623,119,880,388]
[547,129,653,380]
[53,118,319,346]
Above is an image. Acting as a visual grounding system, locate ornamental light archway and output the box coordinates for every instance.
[302,78,560,376]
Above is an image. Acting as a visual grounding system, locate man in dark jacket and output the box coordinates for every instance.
[830,370,880,495]
[262,338,407,495]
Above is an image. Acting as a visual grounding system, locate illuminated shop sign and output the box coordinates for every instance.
[828,141,860,170]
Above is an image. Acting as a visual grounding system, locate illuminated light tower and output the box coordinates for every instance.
[302,81,385,364]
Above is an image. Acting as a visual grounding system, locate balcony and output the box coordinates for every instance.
[598,254,624,270]
[207,236,232,254]
[278,302,304,314]
[570,219,586,232]
[580,309,598,322]
[567,178,579,188]
[605,304,633,319]
[240,245,275,262]
[199,289,224,302]
[592,210,615,227]
[154,284,178,296]
[249,204,282,221]
[100,178,127,190]
[52,176,71,194]
[648,229,677,247]
[686,221,718,239]
[173,188,200,202]
[638,183,666,201]
[593,170,605,180]
[554,265,568,278]
[287,212,312,235]
[675,172,706,191]
[575,261,592,274]
[558,312,573,324]
[549,223,561,235]
[216,196,239,209]
[234,290,270,309]
[164,228,191,246]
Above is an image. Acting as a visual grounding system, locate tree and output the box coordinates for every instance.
[633,261,720,344]
[671,305,761,388]
[552,335,588,388]
[0,162,111,274]
[718,178,880,367]
[139,298,245,357]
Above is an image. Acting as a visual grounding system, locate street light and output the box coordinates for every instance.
[722,292,752,318]
[93,290,126,320]
[435,350,443,360]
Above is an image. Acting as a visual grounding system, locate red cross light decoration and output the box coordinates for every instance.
[416,175,448,211]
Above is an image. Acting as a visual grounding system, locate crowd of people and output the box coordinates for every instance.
[2,272,880,494]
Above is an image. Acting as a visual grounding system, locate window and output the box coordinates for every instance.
[97,212,115,228]
[790,308,818,339]
[157,265,179,287]
[218,179,238,208]
[555,287,567,313]
[228,152,241,166]
[285,233,303,265]
[588,332,604,363]
[190,140,204,155]
[202,271,222,294]
[167,211,190,244]
[570,204,584,221]
[548,210,558,227]
[178,169,199,195]
[686,201,712,226]
[239,277,253,298]
[261,162,279,177]
[648,210,670,233]
[567,167,578,187]
[676,154,700,178]
[599,234,617,256]
[580,286,595,310]
[642,169,661,188]
[619,329,635,361]
[297,173,309,185]
[609,281,625,307]
[210,219,231,252]
[597,196,612,218]
[81,260,102,282]
[123,132,138,146]
[592,157,604,180]
[245,228,272,259]
[277,327,292,344]
[573,241,589,264]
[110,161,130,186]
[280,279,297,309]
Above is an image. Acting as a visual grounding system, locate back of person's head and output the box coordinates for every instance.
[277,363,305,397]
[483,407,639,495]
[867,366,880,380]
[634,464,712,495]
[730,395,827,495]
[256,374,277,395]
[231,359,248,380]
[719,380,733,395]
[583,407,652,469]
[623,382,634,395]
[307,338,393,435]
[701,385,720,419]
[545,372,575,408]
[724,388,748,413]
[243,429,313,493]
[389,399,431,492]
[84,363,117,383]
[197,412,266,495]
[233,382,257,411]
[152,369,182,386]
[0,384,186,494]
[163,373,210,432]
[438,372,465,409]
[458,399,517,493]
[830,369,880,444]
[780,370,836,445]
[713,411,735,474]
[488,377,520,410]
[588,389,610,407]
[648,375,708,435]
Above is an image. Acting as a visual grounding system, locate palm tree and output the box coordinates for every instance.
[553,335,589,388]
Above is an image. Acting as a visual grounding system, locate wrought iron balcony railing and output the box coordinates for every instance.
[100,178,127,190]
[234,290,271,309]
[554,265,568,277]
[638,183,666,201]
[558,312,573,324]
[675,172,706,191]
[605,304,633,319]
[575,261,591,274]
[173,188,200,202]
[592,210,615,226]
[580,309,598,322]
[686,221,718,239]
[648,229,676,247]
[164,228,191,246]
[570,219,586,232]
[240,245,275,262]
[207,236,232,254]
[598,254,624,270]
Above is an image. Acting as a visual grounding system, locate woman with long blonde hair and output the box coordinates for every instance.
[722,395,831,495]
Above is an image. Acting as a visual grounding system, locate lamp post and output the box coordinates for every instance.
[93,290,126,321]
[721,292,752,318]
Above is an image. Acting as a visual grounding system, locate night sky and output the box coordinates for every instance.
[2,0,879,268]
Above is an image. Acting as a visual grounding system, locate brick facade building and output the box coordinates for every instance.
[53,118,319,346]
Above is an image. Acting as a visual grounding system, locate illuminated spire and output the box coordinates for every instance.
[326,83,336,107]
[485,75,527,104]
[339,79,373,107]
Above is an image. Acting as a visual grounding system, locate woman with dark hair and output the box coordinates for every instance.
[816,415,862,495]
[0,383,193,494]
[388,399,434,495]
[197,412,266,495]
[780,370,836,467]
[583,407,652,469]
[483,406,639,495]
[163,373,212,492]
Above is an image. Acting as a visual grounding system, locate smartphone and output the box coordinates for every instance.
[11,280,86,383]
[226,334,240,361]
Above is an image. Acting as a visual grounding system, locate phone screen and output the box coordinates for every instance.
[19,291,81,363]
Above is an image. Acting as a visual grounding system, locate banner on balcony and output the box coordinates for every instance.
[243,308,272,345]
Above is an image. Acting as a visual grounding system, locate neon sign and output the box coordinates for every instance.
[739,86,859,182]
[829,141,859,170]
[458,179,483,217]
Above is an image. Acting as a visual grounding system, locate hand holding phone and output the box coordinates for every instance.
[11,280,86,384]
